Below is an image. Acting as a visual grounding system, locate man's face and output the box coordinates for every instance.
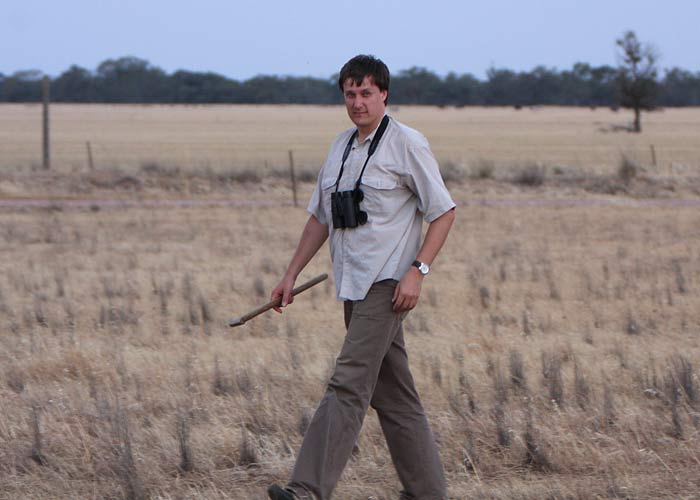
[342,76,387,131]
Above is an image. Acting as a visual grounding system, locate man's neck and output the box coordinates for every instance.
[357,113,386,142]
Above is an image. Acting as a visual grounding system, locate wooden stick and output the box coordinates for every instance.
[228,273,328,327]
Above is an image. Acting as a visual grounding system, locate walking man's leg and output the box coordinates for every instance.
[370,324,447,500]
[285,281,403,500]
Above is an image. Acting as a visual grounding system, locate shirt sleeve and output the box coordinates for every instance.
[307,164,328,225]
[404,143,456,222]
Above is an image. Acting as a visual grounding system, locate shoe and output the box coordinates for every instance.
[267,484,296,500]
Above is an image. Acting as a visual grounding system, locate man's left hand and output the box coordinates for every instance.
[392,268,423,312]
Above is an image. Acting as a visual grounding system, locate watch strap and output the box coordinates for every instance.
[412,260,429,275]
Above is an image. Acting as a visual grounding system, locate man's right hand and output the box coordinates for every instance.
[269,214,329,314]
[270,275,296,313]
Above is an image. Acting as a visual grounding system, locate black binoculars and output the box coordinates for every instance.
[331,189,368,229]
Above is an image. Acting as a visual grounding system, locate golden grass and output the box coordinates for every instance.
[1,175,699,499]
[1,104,699,498]
[2,104,699,177]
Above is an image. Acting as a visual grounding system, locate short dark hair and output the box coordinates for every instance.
[338,55,390,104]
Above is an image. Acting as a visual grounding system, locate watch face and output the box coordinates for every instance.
[419,262,429,275]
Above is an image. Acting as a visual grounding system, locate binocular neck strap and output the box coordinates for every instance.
[334,114,390,193]
[355,114,390,190]
[334,129,358,192]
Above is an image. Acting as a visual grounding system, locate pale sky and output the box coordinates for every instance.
[2,0,699,80]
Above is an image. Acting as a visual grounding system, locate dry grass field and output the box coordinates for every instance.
[1,105,699,500]
[1,104,700,177]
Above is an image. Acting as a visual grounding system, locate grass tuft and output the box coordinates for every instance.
[470,159,495,179]
[541,351,564,408]
[573,360,590,410]
[512,164,545,186]
[176,408,195,473]
[508,350,528,393]
[238,427,259,467]
[29,402,48,466]
[440,161,468,183]
[670,355,697,406]
[6,366,26,394]
[522,402,552,472]
[618,154,639,183]
[493,402,510,447]
[111,402,146,500]
[212,357,235,396]
[602,379,616,427]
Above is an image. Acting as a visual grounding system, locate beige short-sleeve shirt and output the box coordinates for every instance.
[308,116,456,301]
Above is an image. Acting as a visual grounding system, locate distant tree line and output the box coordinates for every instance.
[1,56,699,106]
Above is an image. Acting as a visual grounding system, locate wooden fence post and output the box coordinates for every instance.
[86,141,95,171]
[289,150,298,207]
[42,76,50,170]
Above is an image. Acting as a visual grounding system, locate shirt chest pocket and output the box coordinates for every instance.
[362,175,400,190]
[359,174,406,221]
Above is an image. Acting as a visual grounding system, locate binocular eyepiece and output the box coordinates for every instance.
[331,189,367,229]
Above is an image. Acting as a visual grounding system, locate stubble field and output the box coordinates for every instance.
[2,104,700,176]
[0,104,699,500]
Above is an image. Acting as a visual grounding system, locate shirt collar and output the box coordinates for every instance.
[357,114,388,145]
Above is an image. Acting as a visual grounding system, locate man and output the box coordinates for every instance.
[268,55,455,500]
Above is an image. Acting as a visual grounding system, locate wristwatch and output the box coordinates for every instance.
[412,260,430,276]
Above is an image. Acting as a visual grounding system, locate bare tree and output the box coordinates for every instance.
[615,31,659,132]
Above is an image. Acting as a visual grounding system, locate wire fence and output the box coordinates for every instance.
[0,141,326,174]
[2,140,698,179]
[2,104,699,177]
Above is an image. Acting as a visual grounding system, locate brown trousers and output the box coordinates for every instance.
[288,280,446,500]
